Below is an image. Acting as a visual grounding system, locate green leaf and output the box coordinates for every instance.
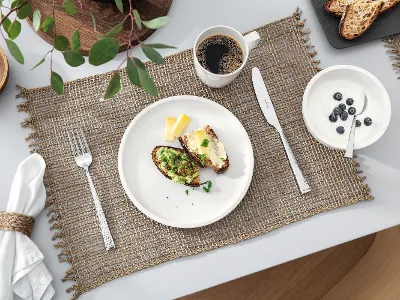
[62,50,84,67]
[114,0,123,13]
[104,22,123,38]
[132,9,141,29]
[90,13,97,32]
[103,73,121,99]
[41,16,55,33]
[138,67,158,96]
[2,17,11,33]
[8,20,21,40]
[71,30,80,52]
[88,38,119,66]
[127,58,141,87]
[5,39,24,64]
[11,0,24,9]
[51,71,64,94]
[63,0,77,14]
[17,2,32,19]
[142,16,170,29]
[30,57,45,70]
[32,9,41,31]
[145,43,176,49]
[55,35,69,51]
[141,43,165,64]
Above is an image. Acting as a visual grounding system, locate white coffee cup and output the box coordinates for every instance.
[193,25,261,88]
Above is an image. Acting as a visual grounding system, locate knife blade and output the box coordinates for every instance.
[252,67,311,194]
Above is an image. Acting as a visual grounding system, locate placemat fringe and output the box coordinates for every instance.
[383,35,400,77]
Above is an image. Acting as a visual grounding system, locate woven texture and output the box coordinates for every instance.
[27,0,173,55]
[0,211,35,237]
[384,34,400,78]
[0,47,8,93]
[16,11,372,299]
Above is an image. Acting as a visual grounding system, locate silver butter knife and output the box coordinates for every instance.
[252,67,311,194]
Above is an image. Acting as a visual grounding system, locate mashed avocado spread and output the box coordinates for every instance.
[156,147,199,184]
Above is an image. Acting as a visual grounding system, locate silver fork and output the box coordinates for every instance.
[67,129,115,251]
[344,94,368,158]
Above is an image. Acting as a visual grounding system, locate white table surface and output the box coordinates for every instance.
[1,0,399,299]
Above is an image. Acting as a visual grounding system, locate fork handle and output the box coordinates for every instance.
[86,170,115,251]
[277,129,311,194]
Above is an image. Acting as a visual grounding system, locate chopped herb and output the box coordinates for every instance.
[200,138,209,147]
[199,154,206,166]
[221,157,225,161]
[203,181,212,193]
[185,189,189,196]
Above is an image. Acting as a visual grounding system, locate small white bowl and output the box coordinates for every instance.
[302,65,391,150]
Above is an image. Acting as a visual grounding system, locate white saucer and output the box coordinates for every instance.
[302,65,391,150]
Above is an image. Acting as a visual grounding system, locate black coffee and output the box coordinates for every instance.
[196,34,244,75]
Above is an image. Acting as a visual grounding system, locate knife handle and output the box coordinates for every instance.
[277,129,311,194]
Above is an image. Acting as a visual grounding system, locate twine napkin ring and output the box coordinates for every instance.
[0,211,35,237]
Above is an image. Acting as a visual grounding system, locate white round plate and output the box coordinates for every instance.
[118,96,254,228]
[303,65,391,150]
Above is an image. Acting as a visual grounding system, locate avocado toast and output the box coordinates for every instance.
[152,146,201,187]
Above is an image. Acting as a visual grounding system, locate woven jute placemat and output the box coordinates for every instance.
[384,34,400,79]
[27,0,173,55]
[16,9,372,299]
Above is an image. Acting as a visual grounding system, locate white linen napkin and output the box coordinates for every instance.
[0,153,54,300]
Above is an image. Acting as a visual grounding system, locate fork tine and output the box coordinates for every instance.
[71,129,82,156]
[75,129,87,154]
[79,128,91,154]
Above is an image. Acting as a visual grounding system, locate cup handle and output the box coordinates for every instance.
[244,31,261,51]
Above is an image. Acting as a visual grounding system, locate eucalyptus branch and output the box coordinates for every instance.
[0,0,30,26]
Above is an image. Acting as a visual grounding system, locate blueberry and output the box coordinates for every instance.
[333,92,343,101]
[333,107,341,115]
[339,103,346,111]
[364,117,372,126]
[340,111,348,121]
[346,98,354,106]
[329,113,338,122]
[336,126,345,134]
[356,120,362,127]
[348,107,356,115]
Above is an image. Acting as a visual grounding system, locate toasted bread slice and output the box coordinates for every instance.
[178,125,229,174]
[325,0,355,17]
[380,0,400,12]
[152,146,200,187]
[339,0,383,40]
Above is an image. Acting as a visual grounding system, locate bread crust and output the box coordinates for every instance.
[152,146,200,187]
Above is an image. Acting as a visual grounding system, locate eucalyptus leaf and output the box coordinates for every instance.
[30,57,45,70]
[104,22,123,38]
[42,16,55,33]
[114,0,123,13]
[141,43,165,64]
[8,20,21,40]
[11,0,24,9]
[55,35,69,51]
[127,58,141,87]
[17,2,32,19]
[133,9,141,30]
[63,0,77,14]
[145,43,176,49]
[2,16,11,33]
[88,38,119,66]
[103,73,121,99]
[51,71,64,94]
[138,68,158,96]
[132,57,145,69]
[142,16,170,29]
[32,9,41,32]
[90,13,97,32]
[5,39,24,64]
[71,30,80,52]
[63,50,84,67]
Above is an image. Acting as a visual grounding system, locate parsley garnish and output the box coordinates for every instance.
[199,154,206,166]
[221,157,225,161]
[202,181,212,193]
[185,189,189,196]
[200,139,209,147]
